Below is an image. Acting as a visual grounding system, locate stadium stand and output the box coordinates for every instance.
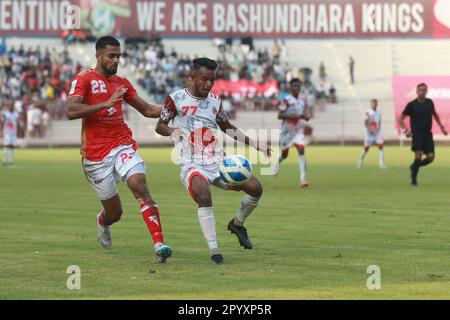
[2,37,450,146]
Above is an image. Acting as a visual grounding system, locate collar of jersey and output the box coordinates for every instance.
[185,88,208,100]
[91,68,115,81]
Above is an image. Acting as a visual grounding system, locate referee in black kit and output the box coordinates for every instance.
[398,83,448,186]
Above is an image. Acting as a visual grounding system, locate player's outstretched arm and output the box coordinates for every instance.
[155,118,186,142]
[432,109,448,135]
[277,111,301,120]
[67,87,127,120]
[216,107,271,158]
[127,96,162,118]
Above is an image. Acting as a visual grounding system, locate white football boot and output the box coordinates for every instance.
[96,213,112,249]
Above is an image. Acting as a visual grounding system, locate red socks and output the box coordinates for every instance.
[98,212,106,227]
[140,200,164,244]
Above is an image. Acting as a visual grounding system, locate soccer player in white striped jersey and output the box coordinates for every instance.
[2,96,19,167]
[156,58,271,265]
[357,99,386,169]
[272,78,311,188]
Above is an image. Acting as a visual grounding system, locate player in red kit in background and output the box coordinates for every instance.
[67,36,172,263]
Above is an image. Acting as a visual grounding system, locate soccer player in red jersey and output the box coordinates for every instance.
[67,36,172,263]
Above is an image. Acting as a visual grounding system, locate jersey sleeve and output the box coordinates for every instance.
[160,96,178,123]
[68,74,89,99]
[402,102,412,117]
[122,78,138,102]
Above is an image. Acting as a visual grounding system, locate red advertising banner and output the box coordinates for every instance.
[432,0,450,38]
[392,76,450,134]
[0,0,445,38]
[211,79,279,98]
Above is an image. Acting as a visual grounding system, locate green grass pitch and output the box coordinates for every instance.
[1,146,450,299]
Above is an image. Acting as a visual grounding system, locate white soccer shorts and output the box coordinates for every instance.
[180,162,237,199]
[83,145,146,200]
[3,133,17,146]
[280,131,305,150]
[364,131,384,147]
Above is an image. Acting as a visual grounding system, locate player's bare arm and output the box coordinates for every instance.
[127,95,162,118]
[398,114,411,137]
[300,106,311,121]
[155,106,187,142]
[216,106,271,158]
[432,109,448,135]
[277,109,301,120]
[67,86,127,120]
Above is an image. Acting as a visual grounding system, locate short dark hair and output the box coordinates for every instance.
[96,36,120,51]
[417,83,427,89]
[371,98,378,103]
[192,57,218,71]
[290,78,302,86]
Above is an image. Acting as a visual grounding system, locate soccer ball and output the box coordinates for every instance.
[219,155,253,186]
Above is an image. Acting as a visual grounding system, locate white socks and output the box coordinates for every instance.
[379,149,385,167]
[299,156,307,182]
[234,194,260,226]
[3,147,13,164]
[359,150,367,162]
[198,207,219,255]
[358,149,385,168]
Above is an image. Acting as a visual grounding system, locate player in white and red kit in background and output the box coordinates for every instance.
[2,96,19,167]
[272,78,311,187]
[156,58,271,265]
[67,36,172,263]
[357,99,386,169]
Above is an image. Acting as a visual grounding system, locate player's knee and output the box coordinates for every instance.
[107,208,123,223]
[196,193,212,207]
[246,179,263,198]
[427,154,435,162]
[133,179,150,199]
[253,184,263,198]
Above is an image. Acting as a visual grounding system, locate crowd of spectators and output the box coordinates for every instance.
[0,39,81,139]
[121,36,191,104]
[0,35,339,140]
[124,36,338,118]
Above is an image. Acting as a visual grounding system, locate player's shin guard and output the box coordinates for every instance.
[234,194,260,226]
[360,149,368,161]
[420,159,432,167]
[2,147,7,164]
[379,149,385,167]
[411,159,421,179]
[198,207,219,255]
[299,156,307,182]
[140,200,164,245]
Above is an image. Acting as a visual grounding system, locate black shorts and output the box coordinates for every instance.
[411,132,434,154]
